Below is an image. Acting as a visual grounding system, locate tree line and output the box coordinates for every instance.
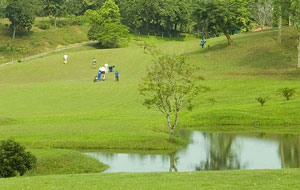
[1,0,300,48]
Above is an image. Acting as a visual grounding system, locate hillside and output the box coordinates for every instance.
[0,18,89,64]
[0,27,300,189]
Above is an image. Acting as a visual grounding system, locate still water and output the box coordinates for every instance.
[85,131,300,173]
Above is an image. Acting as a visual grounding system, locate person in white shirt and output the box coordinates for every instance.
[63,54,68,64]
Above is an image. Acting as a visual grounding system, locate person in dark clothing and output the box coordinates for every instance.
[201,39,206,48]
[115,70,119,81]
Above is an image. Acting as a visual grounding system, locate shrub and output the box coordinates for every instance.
[255,96,269,106]
[277,87,296,101]
[37,22,51,30]
[0,139,36,178]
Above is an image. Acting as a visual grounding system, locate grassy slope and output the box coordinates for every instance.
[26,149,108,176]
[1,27,300,187]
[1,169,300,190]
[0,18,89,64]
[0,28,300,151]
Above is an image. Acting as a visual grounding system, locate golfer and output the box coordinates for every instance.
[115,70,119,81]
[63,54,68,64]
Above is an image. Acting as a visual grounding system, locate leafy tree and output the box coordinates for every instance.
[5,0,36,39]
[139,44,205,142]
[85,0,128,48]
[251,0,273,29]
[0,139,36,178]
[192,0,252,45]
[0,0,8,17]
[43,0,67,27]
[278,87,296,100]
[118,0,191,34]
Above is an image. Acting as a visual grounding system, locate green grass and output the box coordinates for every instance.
[1,169,300,190]
[26,149,108,176]
[1,26,300,188]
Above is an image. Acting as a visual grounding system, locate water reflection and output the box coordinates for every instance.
[279,134,300,168]
[85,131,300,173]
[196,133,243,170]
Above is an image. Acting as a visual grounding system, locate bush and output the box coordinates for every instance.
[278,87,297,101]
[255,96,269,106]
[37,22,51,30]
[0,139,36,178]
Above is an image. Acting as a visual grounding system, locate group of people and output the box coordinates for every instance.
[93,58,119,82]
[63,54,119,82]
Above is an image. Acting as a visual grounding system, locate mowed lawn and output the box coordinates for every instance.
[1,28,300,188]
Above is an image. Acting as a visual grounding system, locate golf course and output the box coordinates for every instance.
[0,24,300,189]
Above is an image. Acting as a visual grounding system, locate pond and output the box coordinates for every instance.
[85,131,300,173]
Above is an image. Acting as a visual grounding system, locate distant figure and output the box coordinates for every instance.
[92,58,96,69]
[63,54,68,64]
[115,70,119,81]
[109,65,114,72]
[97,70,102,82]
[201,39,206,48]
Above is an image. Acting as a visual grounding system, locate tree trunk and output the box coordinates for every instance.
[169,127,175,142]
[224,32,233,45]
[278,6,282,43]
[169,153,178,172]
[12,24,16,40]
[54,17,57,28]
[298,34,300,68]
[289,14,292,27]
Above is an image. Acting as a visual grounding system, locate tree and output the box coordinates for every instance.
[85,0,128,48]
[139,44,205,142]
[118,0,191,34]
[0,139,36,178]
[251,0,273,29]
[0,0,8,17]
[43,0,67,27]
[5,0,36,39]
[273,0,292,43]
[192,0,252,45]
[291,0,300,67]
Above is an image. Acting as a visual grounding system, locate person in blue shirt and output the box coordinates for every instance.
[201,39,206,48]
[115,70,119,81]
[97,70,102,81]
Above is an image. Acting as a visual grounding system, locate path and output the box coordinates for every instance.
[0,41,97,67]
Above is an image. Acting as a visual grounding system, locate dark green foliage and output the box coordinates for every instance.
[192,0,252,44]
[255,96,269,106]
[0,139,36,178]
[36,21,51,30]
[119,0,191,34]
[85,0,128,48]
[278,87,297,100]
[5,0,36,39]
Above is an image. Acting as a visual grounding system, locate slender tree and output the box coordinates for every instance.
[43,0,67,28]
[5,0,36,39]
[139,44,205,142]
[251,0,273,30]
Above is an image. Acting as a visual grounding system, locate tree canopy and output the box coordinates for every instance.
[85,0,128,48]
[192,0,252,45]
[5,0,36,39]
